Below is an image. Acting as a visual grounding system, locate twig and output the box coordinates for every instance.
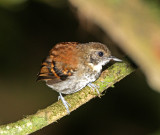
[0,60,135,135]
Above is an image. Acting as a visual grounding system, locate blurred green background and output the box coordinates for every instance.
[0,0,160,135]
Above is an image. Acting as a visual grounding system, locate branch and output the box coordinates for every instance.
[0,60,135,135]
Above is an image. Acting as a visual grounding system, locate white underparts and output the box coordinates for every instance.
[88,60,110,72]
[88,63,102,72]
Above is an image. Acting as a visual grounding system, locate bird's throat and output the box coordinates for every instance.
[88,63,102,73]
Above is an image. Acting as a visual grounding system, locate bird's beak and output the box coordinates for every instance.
[108,56,122,62]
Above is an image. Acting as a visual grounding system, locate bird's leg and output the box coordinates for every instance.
[88,83,100,95]
[58,93,71,114]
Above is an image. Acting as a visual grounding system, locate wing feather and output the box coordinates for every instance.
[37,42,79,84]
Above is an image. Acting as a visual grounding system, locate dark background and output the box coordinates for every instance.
[0,1,160,135]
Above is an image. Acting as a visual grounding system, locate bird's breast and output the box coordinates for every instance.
[87,63,102,73]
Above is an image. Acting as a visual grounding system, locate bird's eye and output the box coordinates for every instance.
[98,51,104,57]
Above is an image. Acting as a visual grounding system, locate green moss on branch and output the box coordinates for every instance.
[0,60,135,135]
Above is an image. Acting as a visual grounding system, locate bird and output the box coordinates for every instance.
[37,42,121,113]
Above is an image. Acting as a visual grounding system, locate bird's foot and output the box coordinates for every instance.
[58,93,71,114]
[88,83,100,96]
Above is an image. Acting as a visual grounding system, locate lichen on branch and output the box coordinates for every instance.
[0,60,135,135]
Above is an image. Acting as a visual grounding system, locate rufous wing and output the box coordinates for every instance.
[37,42,79,83]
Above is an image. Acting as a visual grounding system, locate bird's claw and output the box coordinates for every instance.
[58,93,71,114]
[88,83,100,95]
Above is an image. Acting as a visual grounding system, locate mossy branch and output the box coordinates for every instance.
[0,60,135,135]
